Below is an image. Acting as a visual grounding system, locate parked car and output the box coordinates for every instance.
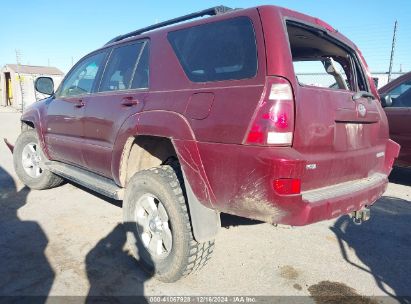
[379,72,411,167]
[8,5,399,282]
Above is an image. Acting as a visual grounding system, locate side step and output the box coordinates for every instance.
[45,161,124,200]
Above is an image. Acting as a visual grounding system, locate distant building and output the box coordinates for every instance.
[370,72,405,88]
[0,64,64,110]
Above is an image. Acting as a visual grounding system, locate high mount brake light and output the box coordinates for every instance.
[246,77,295,146]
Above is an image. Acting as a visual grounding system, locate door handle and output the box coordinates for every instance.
[121,96,139,107]
[74,99,85,108]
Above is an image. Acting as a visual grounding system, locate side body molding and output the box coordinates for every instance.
[111,110,220,242]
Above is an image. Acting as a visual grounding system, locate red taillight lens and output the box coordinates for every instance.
[273,178,301,195]
[245,77,295,146]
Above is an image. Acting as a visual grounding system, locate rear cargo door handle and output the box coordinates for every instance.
[121,96,139,107]
[74,99,85,108]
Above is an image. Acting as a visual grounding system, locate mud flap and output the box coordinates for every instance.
[182,171,220,243]
[4,138,14,153]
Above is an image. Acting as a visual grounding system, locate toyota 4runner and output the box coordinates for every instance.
[9,5,400,282]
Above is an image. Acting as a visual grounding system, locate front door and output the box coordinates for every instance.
[44,51,108,167]
[82,40,150,177]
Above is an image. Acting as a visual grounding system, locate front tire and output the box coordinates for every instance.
[123,163,214,282]
[13,130,64,190]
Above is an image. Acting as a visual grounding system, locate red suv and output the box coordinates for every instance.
[9,5,399,282]
[379,72,411,167]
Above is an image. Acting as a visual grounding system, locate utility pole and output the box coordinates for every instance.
[15,49,25,112]
[388,20,398,82]
[15,49,22,65]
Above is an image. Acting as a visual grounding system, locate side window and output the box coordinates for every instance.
[130,43,150,89]
[58,52,106,98]
[168,17,257,82]
[99,42,144,92]
[387,80,411,107]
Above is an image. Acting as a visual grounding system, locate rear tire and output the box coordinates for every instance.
[13,130,64,190]
[123,162,214,282]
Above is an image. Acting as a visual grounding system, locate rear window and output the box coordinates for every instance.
[293,60,349,89]
[287,22,367,92]
[168,17,257,83]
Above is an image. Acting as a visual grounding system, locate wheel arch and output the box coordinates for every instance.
[20,108,49,158]
[113,110,220,242]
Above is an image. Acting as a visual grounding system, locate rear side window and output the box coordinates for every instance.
[130,43,150,89]
[99,42,144,92]
[287,22,367,92]
[168,17,257,82]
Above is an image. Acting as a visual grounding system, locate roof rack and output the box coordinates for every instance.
[105,5,234,45]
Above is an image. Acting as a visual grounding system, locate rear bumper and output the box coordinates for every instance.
[277,139,399,225]
[197,139,400,226]
[274,139,399,226]
[287,173,387,226]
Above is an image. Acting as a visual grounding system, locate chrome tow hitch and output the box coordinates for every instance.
[349,207,371,225]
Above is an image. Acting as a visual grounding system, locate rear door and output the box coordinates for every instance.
[383,80,411,166]
[45,51,108,167]
[82,40,149,177]
[286,22,386,190]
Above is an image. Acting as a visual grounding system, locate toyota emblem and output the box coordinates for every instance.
[357,104,367,117]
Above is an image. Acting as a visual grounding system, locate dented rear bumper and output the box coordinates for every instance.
[196,138,400,226]
[287,173,388,226]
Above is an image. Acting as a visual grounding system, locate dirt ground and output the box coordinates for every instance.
[0,107,410,303]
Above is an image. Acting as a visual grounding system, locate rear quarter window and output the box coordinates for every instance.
[168,17,257,83]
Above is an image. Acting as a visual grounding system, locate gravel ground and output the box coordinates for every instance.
[0,107,410,303]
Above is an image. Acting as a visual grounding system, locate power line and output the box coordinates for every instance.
[388,20,398,82]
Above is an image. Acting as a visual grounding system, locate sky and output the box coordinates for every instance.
[1,0,410,74]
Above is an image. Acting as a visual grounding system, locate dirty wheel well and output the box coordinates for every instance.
[21,121,34,131]
[121,135,178,186]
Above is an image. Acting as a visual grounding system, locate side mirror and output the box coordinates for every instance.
[381,95,392,108]
[35,77,54,95]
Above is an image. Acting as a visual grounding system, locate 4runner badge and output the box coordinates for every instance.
[357,103,367,117]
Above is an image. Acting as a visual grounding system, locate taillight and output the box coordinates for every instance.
[273,178,301,195]
[245,77,295,146]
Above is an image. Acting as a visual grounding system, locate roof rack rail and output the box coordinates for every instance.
[105,5,234,45]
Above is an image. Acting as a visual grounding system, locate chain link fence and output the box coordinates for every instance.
[296,72,406,89]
